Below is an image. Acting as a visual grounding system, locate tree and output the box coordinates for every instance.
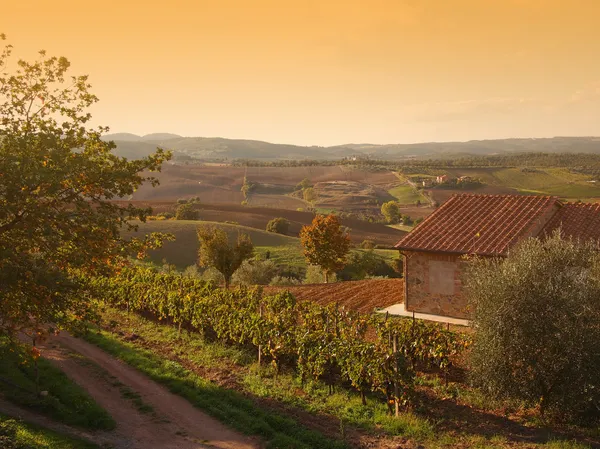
[466,232,600,422]
[0,36,170,338]
[266,217,290,235]
[299,215,350,283]
[231,259,277,286]
[175,203,198,220]
[381,201,400,224]
[303,187,318,206]
[296,178,311,190]
[197,225,254,288]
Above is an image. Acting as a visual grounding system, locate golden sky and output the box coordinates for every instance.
[4,0,600,145]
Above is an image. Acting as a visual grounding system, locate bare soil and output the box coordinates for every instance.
[12,332,260,449]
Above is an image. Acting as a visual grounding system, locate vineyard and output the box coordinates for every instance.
[93,266,468,413]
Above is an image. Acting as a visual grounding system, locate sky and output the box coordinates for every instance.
[3,0,600,146]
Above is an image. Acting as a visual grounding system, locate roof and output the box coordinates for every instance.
[543,202,600,244]
[264,279,404,314]
[394,194,559,256]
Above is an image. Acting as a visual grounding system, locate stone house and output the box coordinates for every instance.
[392,194,600,319]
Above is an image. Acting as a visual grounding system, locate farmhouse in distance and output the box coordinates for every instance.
[389,194,600,319]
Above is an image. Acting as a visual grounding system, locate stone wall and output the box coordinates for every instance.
[403,250,469,319]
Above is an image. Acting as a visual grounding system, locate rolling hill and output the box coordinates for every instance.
[104,134,600,161]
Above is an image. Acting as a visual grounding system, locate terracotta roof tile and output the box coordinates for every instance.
[394,194,559,256]
[542,202,600,245]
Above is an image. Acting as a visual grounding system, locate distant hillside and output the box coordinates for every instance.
[103,134,600,161]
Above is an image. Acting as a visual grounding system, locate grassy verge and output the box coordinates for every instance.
[0,339,115,431]
[81,322,348,449]
[0,414,99,449]
[87,308,595,449]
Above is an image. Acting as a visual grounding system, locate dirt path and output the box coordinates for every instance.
[31,332,260,449]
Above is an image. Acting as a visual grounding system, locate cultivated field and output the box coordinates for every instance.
[265,278,404,313]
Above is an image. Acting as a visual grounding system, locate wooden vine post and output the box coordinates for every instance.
[258,302,263,367]
[393,332,400,417]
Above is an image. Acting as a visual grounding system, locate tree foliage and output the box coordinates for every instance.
[0,36,170,338]
[197,225,254,288]
[175,203,198,220]
[303,187,318,205]
[299,215,350,283]
[266,217,290,235]
[466,232,600,422]
[381,201,400,224]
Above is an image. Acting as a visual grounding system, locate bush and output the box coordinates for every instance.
[360,239,375,249]
[200,267,225,284]
[266,217,290,235]
[304,265,337,284]
[157,212,174,219]
[466,232,600,423]
[231,259,277,286]
[269,275,302,286]
[175,203,198,220]
[176,198,188,204]
[183,265,201,278]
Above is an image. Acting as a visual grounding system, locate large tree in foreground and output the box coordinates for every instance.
[466,232,600,422]
[197,225,254,288]
[300,214,350,283]
[0,35,171,338]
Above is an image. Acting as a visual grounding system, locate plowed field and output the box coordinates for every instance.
[265,279,404,314]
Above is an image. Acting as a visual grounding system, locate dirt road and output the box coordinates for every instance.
[13,332,260,449]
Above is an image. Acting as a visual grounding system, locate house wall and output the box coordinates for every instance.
[403,250,469,319]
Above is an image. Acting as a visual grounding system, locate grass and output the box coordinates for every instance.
[0,414,99,449]
[0,338,115,431]
[81,320,348,449]
[388,185,425,205]
[125,220,300,268]
[86,307,596,449]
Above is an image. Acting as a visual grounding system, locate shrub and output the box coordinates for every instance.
[466,232,600,423]
[266,217,290,235]
[231,259,277,286]
[175,203,198,220]
[304,264,337,284]
[176,198,188,204]
[269,275,302,286]
[200,267,225,284]
[360,239,375,249]
[183,265,201,278]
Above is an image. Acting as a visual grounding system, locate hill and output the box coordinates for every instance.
[124,219,402,269]
[103,134,600,161]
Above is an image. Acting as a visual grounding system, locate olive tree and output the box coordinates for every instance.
[466,232,600,422]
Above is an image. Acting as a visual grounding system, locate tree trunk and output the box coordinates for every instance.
[360,390,367,406]
[325,271,329,284]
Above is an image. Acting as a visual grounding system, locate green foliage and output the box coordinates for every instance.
[241,176,255,200]
[381,201,400,224]
[266,217,290,235]
[175,203,198,220]
[0,415,99,449]
[269,275,302,286]
[466,232,600,422]
[92,265,468,416]
[303,187,318,204]
[197,225,254,288]
[296,178,312,190]
[304,265,337,284]
[360,239,375,249]
[231,259,277,286]
[0,37,170,337]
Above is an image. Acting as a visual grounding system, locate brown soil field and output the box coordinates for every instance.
[130,165,403,214]
[265,279,404,314]
[117,201,408,246]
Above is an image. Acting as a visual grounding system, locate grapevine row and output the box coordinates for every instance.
[91,266,469,412]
